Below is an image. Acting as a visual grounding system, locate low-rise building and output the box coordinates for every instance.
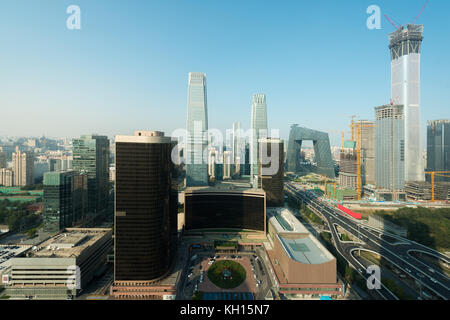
[265,207,343,299]
[1,228,112,300]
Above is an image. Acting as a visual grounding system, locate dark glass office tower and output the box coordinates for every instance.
[72,135,110,219]
[427,120,450,182]
[114,131,177,281]
[42,170,87,233]
[258,138,284,207]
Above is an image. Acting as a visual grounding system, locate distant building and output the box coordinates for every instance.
[258,138,284,207]
[286,125,335,178]
[0,168,14,187]
[72,135,110,219]
[186,72,209,187]
[232,121,243,176]
[375,105,405,190]
[12,146,34,187]
[353,120,375,185]
[2,228,112,300]
[53,157,73,172]
[42,170,88,233]
[223,150,232,179]
[111,131,178,299]
[250,94,268,186]
[0,147,7,169]
[427,120,450,182]
[33,160,50,182]
[338,150,357,189]
[208,147,217,178]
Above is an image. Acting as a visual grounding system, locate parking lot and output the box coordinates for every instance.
[0,245,30,272]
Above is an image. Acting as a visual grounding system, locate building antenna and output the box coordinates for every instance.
[412,0,430,24]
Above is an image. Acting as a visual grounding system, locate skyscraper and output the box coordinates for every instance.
[352,120,375,185]
[389,24,424,182]
[258,138,284,207]
[12,146,34,187]
[186,72,209,186]
[375,105,405,190]
[250,94,268,186]
[42,170,87,233]
[427,120,450,182]
[72,135,110,219]
[113,131,177,285]
[232,121,242,175]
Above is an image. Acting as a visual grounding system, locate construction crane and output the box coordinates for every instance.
[350,121,375,200]
[384,14,400,29]
[424,171,450,202]
[412,0,430,24]
[336,115,359,141]
[328,130,349,151]
[385,0,430,30]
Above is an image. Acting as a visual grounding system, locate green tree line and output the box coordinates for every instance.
[374,207,450,251]
[0,199,42,233]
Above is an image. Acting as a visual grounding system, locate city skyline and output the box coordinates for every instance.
[0,1,449,147]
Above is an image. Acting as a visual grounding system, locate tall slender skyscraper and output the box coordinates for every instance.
[250,94,268,187]
[389,24,424,182]
[232,121,242,175]
[186,72,209,186]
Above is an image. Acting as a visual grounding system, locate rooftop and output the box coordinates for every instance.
[267,207,309,234]
[277,234,334,265]
[267,207,334,265]
[185,183,264,196]
[25,228,111,258]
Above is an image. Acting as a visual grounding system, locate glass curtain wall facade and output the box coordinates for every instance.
[72,135,110,219]
[185,192,265,232]
[258,138,284,207]
[389,25,424,182]
[114,131,177,281]
[375,105,405,190]
[250,94,268,186]
[186,72,209,186]
[42,171,87,233]
[427,120,450,182]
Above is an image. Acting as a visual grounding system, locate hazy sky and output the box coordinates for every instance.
[0,0,449,146]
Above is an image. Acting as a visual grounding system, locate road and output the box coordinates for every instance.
[286,182,450,300]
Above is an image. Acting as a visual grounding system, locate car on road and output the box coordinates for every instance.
[405,268,412,273]
[428,268,435,273]
[429,277,438,284]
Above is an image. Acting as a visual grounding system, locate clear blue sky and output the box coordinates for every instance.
[0,0,449,146]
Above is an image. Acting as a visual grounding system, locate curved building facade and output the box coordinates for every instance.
[114,131,177,282]
[184,186,266,232]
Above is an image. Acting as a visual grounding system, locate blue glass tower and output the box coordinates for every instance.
[186,72,209,186]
